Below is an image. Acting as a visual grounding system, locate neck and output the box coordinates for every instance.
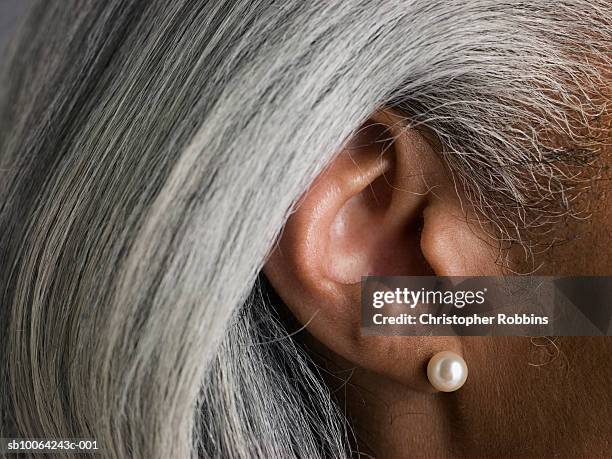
[342,370,458,458]
[316,336,612,458]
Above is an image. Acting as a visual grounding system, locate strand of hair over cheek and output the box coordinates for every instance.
[0,1,609,458]
[390,2,611,268]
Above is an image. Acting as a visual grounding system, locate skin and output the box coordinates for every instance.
[265,111,612,457]
[322,336,612,458]
[316,172,612,457]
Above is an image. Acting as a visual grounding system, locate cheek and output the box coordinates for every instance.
[583,114,612,273]
[528,208,612,276]
[519,135,612,276]
[563,135,612,275]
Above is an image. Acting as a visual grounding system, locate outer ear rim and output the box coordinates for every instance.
[263,110,498,392]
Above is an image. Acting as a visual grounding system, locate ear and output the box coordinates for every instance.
[264,110,502,392]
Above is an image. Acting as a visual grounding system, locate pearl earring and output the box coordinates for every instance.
[427,351,468,392]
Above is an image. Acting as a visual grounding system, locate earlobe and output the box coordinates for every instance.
[264,110,499,391]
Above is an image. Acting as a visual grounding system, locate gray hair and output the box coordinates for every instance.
[0,1,609,458]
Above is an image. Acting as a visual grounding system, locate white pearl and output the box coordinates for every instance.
[427,351,468,392]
